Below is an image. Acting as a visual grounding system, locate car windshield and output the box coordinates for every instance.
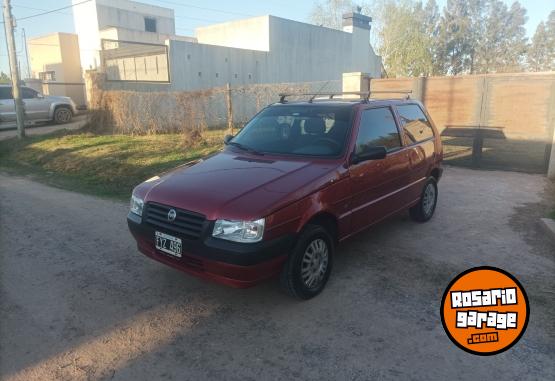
[230,105,353,157]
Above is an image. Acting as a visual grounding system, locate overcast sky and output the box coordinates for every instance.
[1,0,552,75]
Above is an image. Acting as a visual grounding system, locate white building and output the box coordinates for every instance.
[72,0,177,71]
[71,0,382,91]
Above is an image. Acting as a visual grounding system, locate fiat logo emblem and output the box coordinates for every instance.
[167,209,177,222]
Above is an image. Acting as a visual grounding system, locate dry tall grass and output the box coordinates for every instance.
[86,72,325,142]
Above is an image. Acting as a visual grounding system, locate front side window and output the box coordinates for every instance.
[355,107,401,154]
[145,17,157,32]
[231,105,354,157]
[396,104,434,144]
[21,87,38,99]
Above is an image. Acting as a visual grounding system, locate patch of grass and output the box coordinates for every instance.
[0,129,223,199]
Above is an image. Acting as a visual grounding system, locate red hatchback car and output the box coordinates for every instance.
[128,94,443,299]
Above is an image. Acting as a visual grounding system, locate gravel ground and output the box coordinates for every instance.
[0,166,554,381]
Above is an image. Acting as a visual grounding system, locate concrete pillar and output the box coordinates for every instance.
[413,76,426,102]
[548,127,555,179]
[342,72,371,98]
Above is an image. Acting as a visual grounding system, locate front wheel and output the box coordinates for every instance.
[53,106,73,124]
[280,224,334,300]
[409,178,438,222]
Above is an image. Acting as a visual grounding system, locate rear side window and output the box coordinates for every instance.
[396,104,434,144]
[0,87,12,100]
[355,107,401,153]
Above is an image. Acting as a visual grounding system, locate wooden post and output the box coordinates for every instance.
[225,83,233,135]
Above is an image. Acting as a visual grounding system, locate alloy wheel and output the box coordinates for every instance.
[301,238,329,289]
[422,183,436,217]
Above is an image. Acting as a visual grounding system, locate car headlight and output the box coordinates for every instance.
[130,194,144,216]
[212,218,265,243]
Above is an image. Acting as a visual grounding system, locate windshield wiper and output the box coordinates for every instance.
[225,141,264,156]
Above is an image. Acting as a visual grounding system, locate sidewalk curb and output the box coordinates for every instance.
[539,218,555,242]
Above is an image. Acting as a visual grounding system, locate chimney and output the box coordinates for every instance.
[342,11,372,33]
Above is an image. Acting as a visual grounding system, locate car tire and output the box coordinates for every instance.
[53,106,73,124]
[409,177,438,222]
[280,224,334,300]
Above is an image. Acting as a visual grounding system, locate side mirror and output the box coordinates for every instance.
[36,93,44,98]
[351,146,387,164]
[223,134,233,144]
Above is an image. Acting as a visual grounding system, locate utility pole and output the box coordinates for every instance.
[22,28,30,79]
[3,0,25,139]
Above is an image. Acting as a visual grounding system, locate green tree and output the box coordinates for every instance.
[0,71,10,84]
[309,0,358,29]
[474,1,528,73]
[435,0,485,75]
[375,0,439,77]
[499,2,528,72]
[528,22,550,71]
[436,0,528,75]
[422,0,441,75]
[528,11,555,71]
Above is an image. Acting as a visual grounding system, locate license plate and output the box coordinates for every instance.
[155,231,182,258]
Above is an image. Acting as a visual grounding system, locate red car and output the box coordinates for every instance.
[128,94,443,299]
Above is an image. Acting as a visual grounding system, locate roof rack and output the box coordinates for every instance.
[278,90,412,103]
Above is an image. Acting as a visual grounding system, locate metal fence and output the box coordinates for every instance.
[101,39,170,83]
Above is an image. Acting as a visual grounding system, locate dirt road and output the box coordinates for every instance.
[0,167,554,380]
[0,115,88,141]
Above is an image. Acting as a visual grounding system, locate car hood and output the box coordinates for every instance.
[141,150,341,220]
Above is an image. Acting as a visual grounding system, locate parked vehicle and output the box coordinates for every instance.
[0,84,77,124]
[127,93,443,299]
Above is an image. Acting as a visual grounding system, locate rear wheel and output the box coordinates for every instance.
[280,224,334,300]
[53,106,73,124]
[409,178,438,222]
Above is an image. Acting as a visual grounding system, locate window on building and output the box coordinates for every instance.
[38,71,55,81]
[396,104,434,144]
[356,107,401,153]
[144,17,157,32]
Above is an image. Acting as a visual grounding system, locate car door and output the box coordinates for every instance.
[348,106,412,232]
[21,87,50,120]
[0,87,15,122]
[395,103,436,201]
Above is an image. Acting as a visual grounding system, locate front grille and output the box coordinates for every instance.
[144,202,206,240]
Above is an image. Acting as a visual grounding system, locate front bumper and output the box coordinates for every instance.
[127,212,294,288]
